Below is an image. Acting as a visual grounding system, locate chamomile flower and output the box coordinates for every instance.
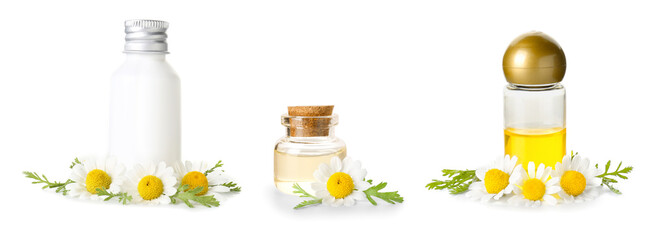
[67,155,125,200]
[124,162,177,205]
[508,162,561,207]
[312,156,371,207]
[466,155,518,202]
[552,155,601,203]
[174,161,232,200]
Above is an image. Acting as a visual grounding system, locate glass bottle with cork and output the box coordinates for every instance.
[274,106,346,195]
[503,31,566,171]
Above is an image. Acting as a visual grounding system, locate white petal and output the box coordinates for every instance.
[319,163,334,177]
[311,182,326,192]
[588,177,601,186]
[535,163,545,179]
[507,155,518,172]
[558,191,572,202]
[359,168,368,180]
[163,186,177,196]
[475,167,487,181]
[158,195,171,205]
[543,195,557,205]
[340,157,353,173]
[355,181,371,191]
[314,189,330,199]
[73,165,87,179]
[330,157,342,172]
[503,184,513,194]
[163,176,177,188]
[507,195,522,206]
[533,200,542,207]
[552,164,562,178]
[350,191,365,201]
[527,162,536,178]
[546,186,561,194]
[343,197,356,207]
[313,167,329,183]
[570,155,580,170]
[540,167,551,181]
[332,198,344,207]
[560,155,569,169]
[578,157,590,173]
[511,165,526,184]
[468,182,485,191]
[466,190,482,200]
[494,191,505,200]
[85,159,97,172]
[347,169,363,181]
[546,177,560,187]
[480,194,493,203]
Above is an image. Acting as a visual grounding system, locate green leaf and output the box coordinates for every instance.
[23,171,74,195]
[595,160,633,194]
[69,158,82,169]
[169,185,220,208]
[204,161,224,176]
[221,181,241,192]
[426,169,477,194]
[294,199,322,209]
[292,183,322,209]
[363,181,403,205]
[292,183,317,199]
[96,187,132,205]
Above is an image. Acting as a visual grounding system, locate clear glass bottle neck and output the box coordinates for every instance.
[285,127,336,141]
[507,82,563,91]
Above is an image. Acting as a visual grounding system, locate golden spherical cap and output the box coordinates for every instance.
[503,31,566,85]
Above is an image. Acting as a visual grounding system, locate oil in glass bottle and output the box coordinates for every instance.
[274,106,346,195]
[503,31,566,171]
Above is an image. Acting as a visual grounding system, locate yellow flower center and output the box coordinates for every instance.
[560,170,586,196]
[181,171,209,196]
[138,175,164,200]
[326,172,355,199]
[85,169,112,194]
[483,169,510,194]
[522,178,546,201]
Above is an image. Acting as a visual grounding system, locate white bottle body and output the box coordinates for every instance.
[109,53,181,168]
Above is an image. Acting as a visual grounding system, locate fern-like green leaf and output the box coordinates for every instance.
[169,185,220,208]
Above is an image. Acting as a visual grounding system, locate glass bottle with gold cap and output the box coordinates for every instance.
[503,31,566,171]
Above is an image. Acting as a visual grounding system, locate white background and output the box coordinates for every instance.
[1,0,649,239]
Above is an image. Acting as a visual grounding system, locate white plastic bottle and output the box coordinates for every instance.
[109,20,181,168]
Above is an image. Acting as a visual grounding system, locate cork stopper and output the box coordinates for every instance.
[287,105,334,137]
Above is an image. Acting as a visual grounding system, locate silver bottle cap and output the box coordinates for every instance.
[124,19,169,53]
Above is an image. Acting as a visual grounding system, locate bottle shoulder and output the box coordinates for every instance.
[111,57,179,81]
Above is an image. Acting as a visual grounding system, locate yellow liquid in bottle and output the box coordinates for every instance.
[274,148,346,195]
[504,128,566,171]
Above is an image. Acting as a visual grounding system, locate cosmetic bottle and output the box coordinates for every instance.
[109,20,181,168]
[274,106,346,195]
[503,31,566,170]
